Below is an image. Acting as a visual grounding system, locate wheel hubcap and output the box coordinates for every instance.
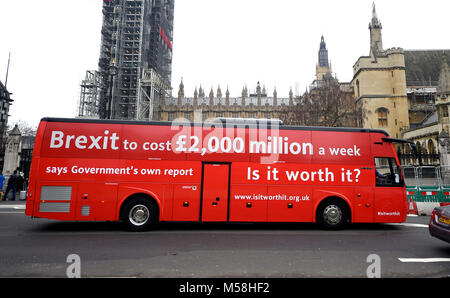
[129,204,150,226]
[323,205,342,225]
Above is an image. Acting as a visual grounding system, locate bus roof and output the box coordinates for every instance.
[40,117,390,136]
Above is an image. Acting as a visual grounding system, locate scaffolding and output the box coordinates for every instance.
[137,68,170,121]
[97,0,174,120]
[111,0,144,120]
[98,0,116,119]
[78,70,101,118]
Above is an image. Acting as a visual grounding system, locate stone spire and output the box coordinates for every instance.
[289,87,294,106]
[256,81,261,95]
[193,86,198,107]
[198,85,205,98]
[318,35,329,68]
[217,85,222,99]
[369,2,383,57]
[241,85,247,106]
[273,87,278,106]
[370,2,382,28]
[242,85,248,98]
[209,87,214,106]
[256,81,262,106]
[316,35,333,82]
[177,78,183,106]
[178,78,184,99]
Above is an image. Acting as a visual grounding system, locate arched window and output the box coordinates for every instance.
[355,80,360,98]
[405,144,411,154]
[427,139,436,155]
[376,108,388,127]
[421,142,428,155]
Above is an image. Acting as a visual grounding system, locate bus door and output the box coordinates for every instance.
[374,157,405,222]
[201,163,230,222]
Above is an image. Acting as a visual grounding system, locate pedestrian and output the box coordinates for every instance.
[18,172,25,191]
[4,171,19,201]
[0,174,5,201]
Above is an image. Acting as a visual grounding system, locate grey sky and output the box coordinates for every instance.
[0,0,449,128]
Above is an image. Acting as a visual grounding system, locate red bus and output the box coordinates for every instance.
[25,117,411,231]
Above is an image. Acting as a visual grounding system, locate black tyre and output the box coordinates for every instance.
[316,199,350,230]
[122,197,159,231]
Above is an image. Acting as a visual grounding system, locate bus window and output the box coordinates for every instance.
[375,157,403,187]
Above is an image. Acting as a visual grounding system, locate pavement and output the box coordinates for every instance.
[0,196,26,204]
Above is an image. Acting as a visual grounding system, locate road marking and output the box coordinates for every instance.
[0,204,26,214]
[399,258,450,263]
[0,205,25,209]
[386,223,428,228]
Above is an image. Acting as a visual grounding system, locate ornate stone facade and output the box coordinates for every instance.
[157,81,294,123]
[2,125,21,178]
[351,3,409,139]
[155,3,449,167]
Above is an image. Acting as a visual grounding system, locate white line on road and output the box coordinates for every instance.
[386,223,429,228]
[399,258,450,263]
[0,205,25,209]
[0,204,26,214]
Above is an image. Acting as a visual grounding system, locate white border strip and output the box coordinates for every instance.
[386,223,428,228]
[0,205,25,209]
[399,258,450,263]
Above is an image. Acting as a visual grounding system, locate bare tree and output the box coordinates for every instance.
[285,80,361,127]
[7,120,37,137]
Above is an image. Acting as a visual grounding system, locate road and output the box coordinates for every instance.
[0,201,449,278]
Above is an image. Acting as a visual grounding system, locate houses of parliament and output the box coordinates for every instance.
[155,3,450,165]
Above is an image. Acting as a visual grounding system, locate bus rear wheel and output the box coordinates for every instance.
[122,197,158,231]
[316,199,350,230]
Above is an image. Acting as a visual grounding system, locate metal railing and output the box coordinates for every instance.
[402,166,450,203]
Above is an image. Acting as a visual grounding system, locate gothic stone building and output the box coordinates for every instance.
[403,53,450,166]
[351,3,409,140]
[156,34,342,124]
[157,81,295,123]
[350,3,450,165]
[156,3,449,167]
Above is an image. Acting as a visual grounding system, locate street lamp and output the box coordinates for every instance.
[107,65,118,119]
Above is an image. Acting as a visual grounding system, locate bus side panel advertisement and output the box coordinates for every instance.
[26,119,407,228]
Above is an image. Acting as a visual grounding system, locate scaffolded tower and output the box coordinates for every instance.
[97,0,174,120]
[78,70,101,118]
[137,68,171,120]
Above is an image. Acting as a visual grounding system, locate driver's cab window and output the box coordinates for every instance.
[375,157,403,187]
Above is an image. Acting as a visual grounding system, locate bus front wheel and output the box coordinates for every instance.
[316,199,350,230]
[121,197,159,231]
